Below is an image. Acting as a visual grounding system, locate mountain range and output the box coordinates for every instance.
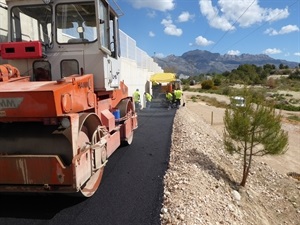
[153,50,299,76]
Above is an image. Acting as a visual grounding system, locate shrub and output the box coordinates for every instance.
[201,80,214,90]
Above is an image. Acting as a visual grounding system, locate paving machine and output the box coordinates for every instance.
[0,0,137,197]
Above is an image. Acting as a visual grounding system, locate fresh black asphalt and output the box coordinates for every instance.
[0,108,176,225]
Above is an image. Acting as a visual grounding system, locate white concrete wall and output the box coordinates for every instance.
[120,57,155,108]
[119,30,163,107]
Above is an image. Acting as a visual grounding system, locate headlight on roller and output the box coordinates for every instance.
[61,117,71,128]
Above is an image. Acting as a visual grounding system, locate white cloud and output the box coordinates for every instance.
[161,18,183,36]
[161,18,172,26]
[280,25,300,33]
[147,11,156,18]
[264,28,278,36]
[127,0,175,12]
[199,0,234,31]
[263,7,289,22]
[264,25,299,36]
[149,31,155,37]
[178,11,195,22]
[227,50,240,55]
[295,52,300,56]
[263,48,282,55]
[154,52,165,58]
[195,36,214,46]
[199,0,289,31]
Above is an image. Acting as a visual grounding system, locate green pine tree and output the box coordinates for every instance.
[223,89,288,187]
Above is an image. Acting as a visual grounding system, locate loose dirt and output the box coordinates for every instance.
[161,92,300,225]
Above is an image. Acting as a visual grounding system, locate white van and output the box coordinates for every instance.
[231,96,245,107]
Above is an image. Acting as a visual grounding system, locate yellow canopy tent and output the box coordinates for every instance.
[150,73,176,83]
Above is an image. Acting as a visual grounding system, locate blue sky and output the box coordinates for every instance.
[115,0,300,63]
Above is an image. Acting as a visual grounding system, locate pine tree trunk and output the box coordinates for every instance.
[240,149,252,187]
[241,145,249,187]
[240,166,249,187]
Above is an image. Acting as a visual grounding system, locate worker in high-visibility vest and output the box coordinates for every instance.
[133,89,141,111]
[174,88,183,109]
[144,92,152,109]
[166,91,174,110]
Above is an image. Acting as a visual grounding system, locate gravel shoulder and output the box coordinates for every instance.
[161,93,300,225]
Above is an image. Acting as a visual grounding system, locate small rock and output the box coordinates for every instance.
[232,190,241,201]
[178,214,185,220]
[161,207,168,214]
[228,204,235,212]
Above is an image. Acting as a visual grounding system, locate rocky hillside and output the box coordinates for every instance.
[154,50,299,76]
[161,102,300,225]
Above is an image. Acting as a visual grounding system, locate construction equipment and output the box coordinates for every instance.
[151,73,177,98]
[150,73,181,108]
[0,0,137,197]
